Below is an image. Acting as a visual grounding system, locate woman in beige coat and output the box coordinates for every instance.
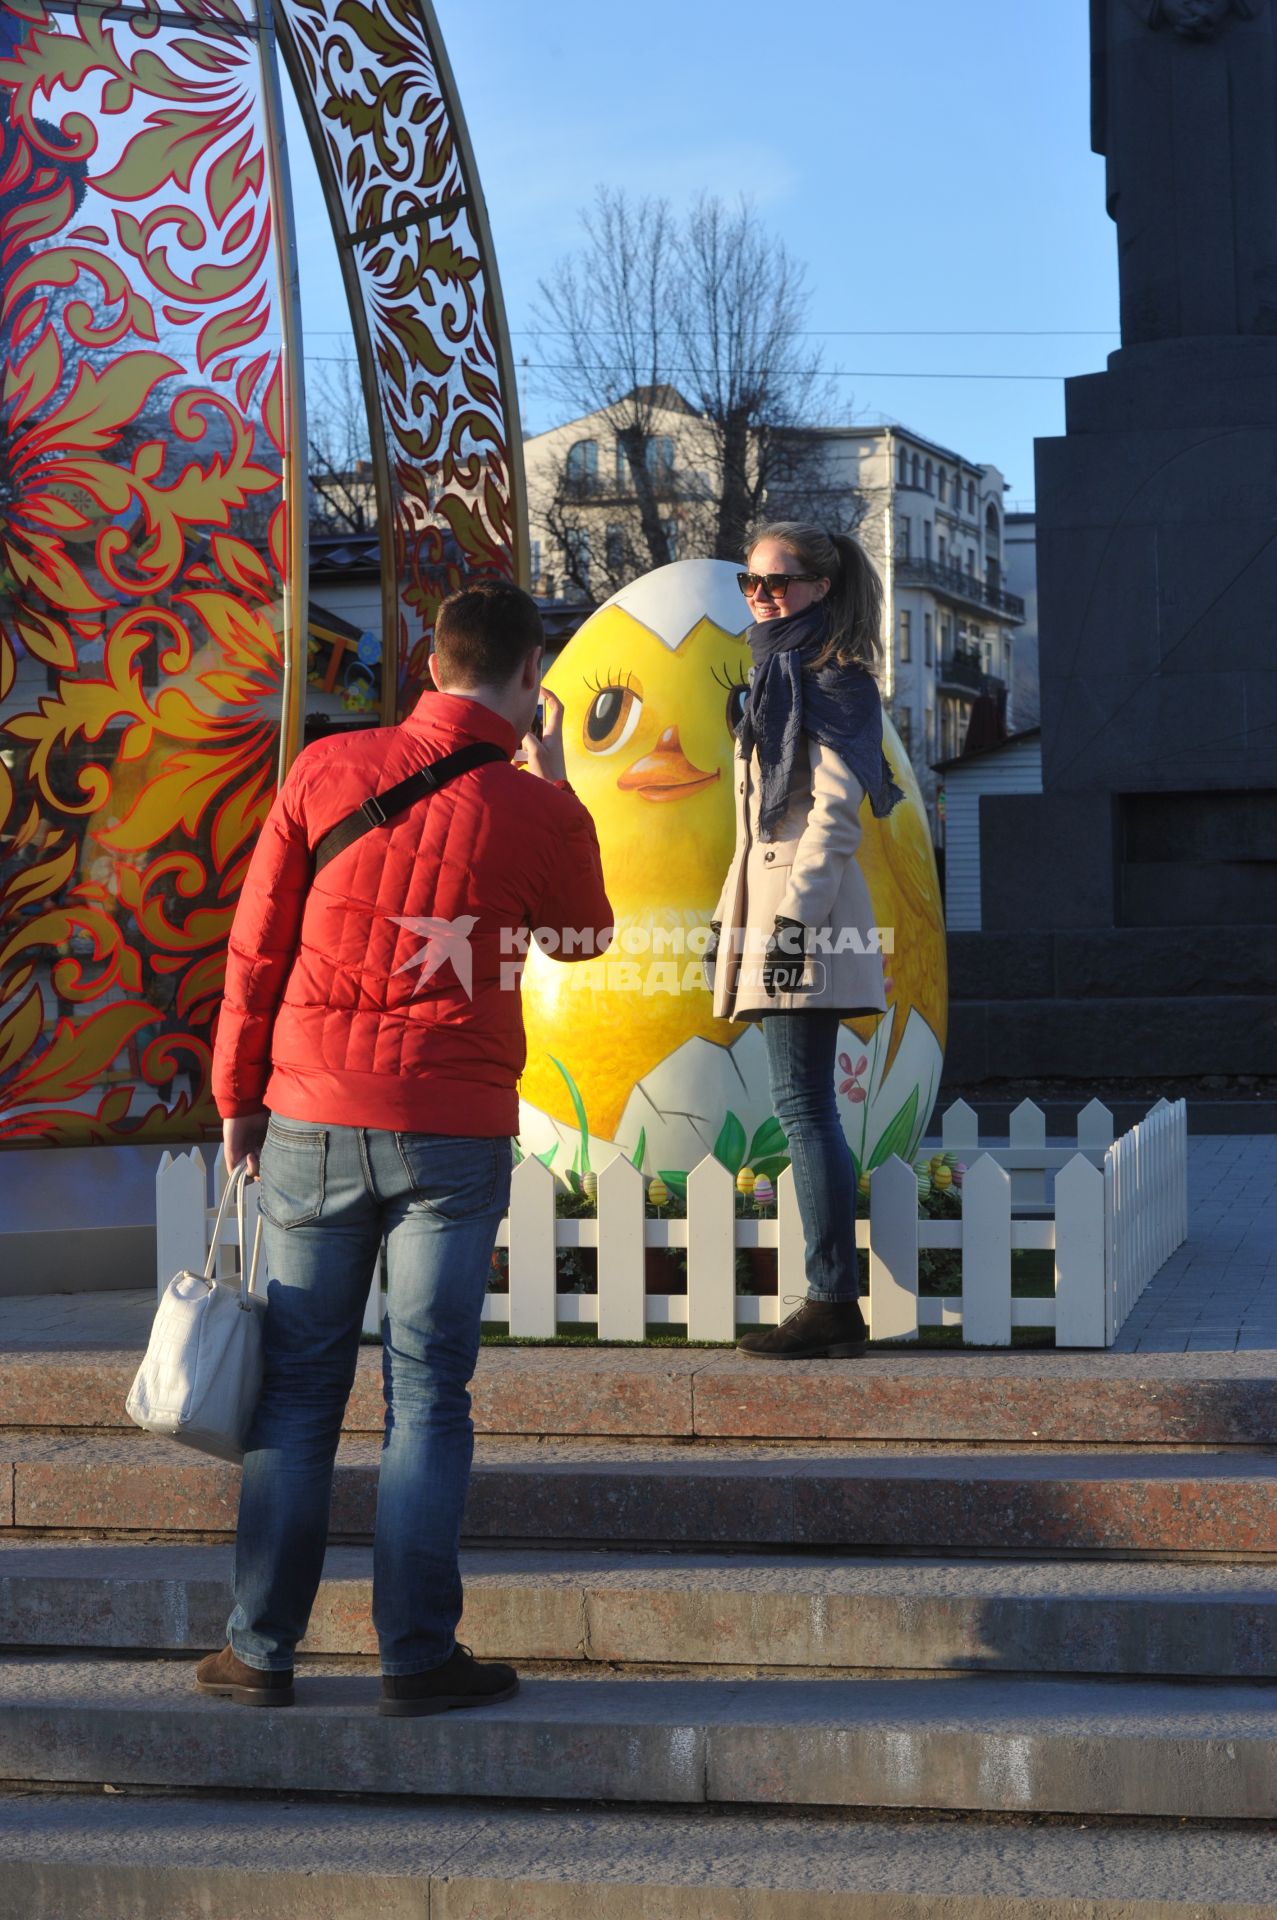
[706,522,903,1359]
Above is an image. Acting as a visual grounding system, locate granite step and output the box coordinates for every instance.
[1,1791,1275,1920]
[2,1346,1274,1445]
[3,1435,1274,1555]
[2,1541,1275,1678]
[0,1658,1274,1819]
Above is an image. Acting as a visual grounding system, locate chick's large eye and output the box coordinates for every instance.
[711,660,751,735]
[584,682,643,754]
[725,684,749,732]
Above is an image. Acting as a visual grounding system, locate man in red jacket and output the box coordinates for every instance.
[198,581,612,1715]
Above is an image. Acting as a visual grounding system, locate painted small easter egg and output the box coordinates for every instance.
[647,1176,669,1208]
[735,1166,756,1198]
[752,1174,775,1207]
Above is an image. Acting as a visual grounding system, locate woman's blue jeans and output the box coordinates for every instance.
[227,1116,512,1676]
[762,1011,866,1319]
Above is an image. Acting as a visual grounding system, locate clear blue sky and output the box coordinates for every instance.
[283,0,1119,511]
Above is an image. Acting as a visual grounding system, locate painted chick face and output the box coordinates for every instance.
[543,606,751,908]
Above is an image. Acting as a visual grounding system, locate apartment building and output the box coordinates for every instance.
[816,426,1024,834]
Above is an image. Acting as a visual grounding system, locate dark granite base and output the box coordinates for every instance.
[946,917,1277,1100]
[945,992,1277,1084]
[948,925,1277,1001]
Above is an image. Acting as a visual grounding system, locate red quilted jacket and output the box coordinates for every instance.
[212,693,613,1136]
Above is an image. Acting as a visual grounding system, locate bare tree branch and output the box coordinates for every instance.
[530,189,864,593]
[306,358,376,536]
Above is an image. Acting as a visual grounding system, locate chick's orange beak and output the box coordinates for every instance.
[617,726,721,802]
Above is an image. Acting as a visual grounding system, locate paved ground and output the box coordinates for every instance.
[0,1136,1271,1354]
[1110,1133,1277,1354]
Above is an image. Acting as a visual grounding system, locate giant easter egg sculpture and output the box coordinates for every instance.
[519,560,948,1185]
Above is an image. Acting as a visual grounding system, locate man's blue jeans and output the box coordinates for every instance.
[762,1011,866,1318]
[227,1117,512,1676]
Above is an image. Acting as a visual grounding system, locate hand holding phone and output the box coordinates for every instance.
[522,689,567,783]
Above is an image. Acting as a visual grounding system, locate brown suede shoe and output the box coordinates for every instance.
[379,1643,519,1718]
[737,1297,869,1360]
[195,1644,294,1707]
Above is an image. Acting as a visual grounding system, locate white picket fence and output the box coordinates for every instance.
[155,1098,1187,1349]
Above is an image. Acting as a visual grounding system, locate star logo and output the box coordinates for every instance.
[389,914,479,998]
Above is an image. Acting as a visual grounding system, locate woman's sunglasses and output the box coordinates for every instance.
[736,571,822,599]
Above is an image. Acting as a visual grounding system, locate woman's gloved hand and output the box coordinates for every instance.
[763,916,808,996]
[703,920,722,993]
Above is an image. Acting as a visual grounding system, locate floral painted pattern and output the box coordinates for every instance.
[0,0,523,1149]
[0,0,294,1145]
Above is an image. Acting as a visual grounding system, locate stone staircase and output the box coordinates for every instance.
[0,1344,1274,1916]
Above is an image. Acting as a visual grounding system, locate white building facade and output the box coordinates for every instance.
[812,426,1024,836]
[934,728,1043,931]
[1004,510,1040,732]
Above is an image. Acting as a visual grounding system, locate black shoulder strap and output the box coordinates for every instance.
[312,741,508,875]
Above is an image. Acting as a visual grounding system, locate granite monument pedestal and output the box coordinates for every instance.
[949,1,1277,1090]
[949,339,1277,1085]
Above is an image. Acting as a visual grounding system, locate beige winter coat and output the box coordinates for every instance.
[711,732,889,1022]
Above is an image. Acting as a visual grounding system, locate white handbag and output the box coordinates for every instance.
[126,1162,267,1463]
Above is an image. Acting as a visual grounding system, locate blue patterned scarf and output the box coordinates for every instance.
[735,603,904,840]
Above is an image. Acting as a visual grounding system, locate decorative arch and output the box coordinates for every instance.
[275,0,526,720]
[0,0,524,1148]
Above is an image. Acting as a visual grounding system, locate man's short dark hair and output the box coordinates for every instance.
[433,580,543,686]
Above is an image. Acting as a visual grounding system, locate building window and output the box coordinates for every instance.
[616,441,628,487]
[937,533,946,566]
[984,502,1002,592]
[923,521,933,560]
[898,610,912,662]
[896,519,910,558]
[897,444,908,486]
[967,549,977,576]
[565,528,591,590]
[529,538,542,588]
[938,468,947,503]
[925,707,935,761]
[924,612,934,667]
[566,439,598,488]
[967,481,976,514]
[646,435,674,475]
[605,524,625,574]
[924,459,934,493]
[911,453,920,488]
[895,708,912,755]
[661,516,678,561]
